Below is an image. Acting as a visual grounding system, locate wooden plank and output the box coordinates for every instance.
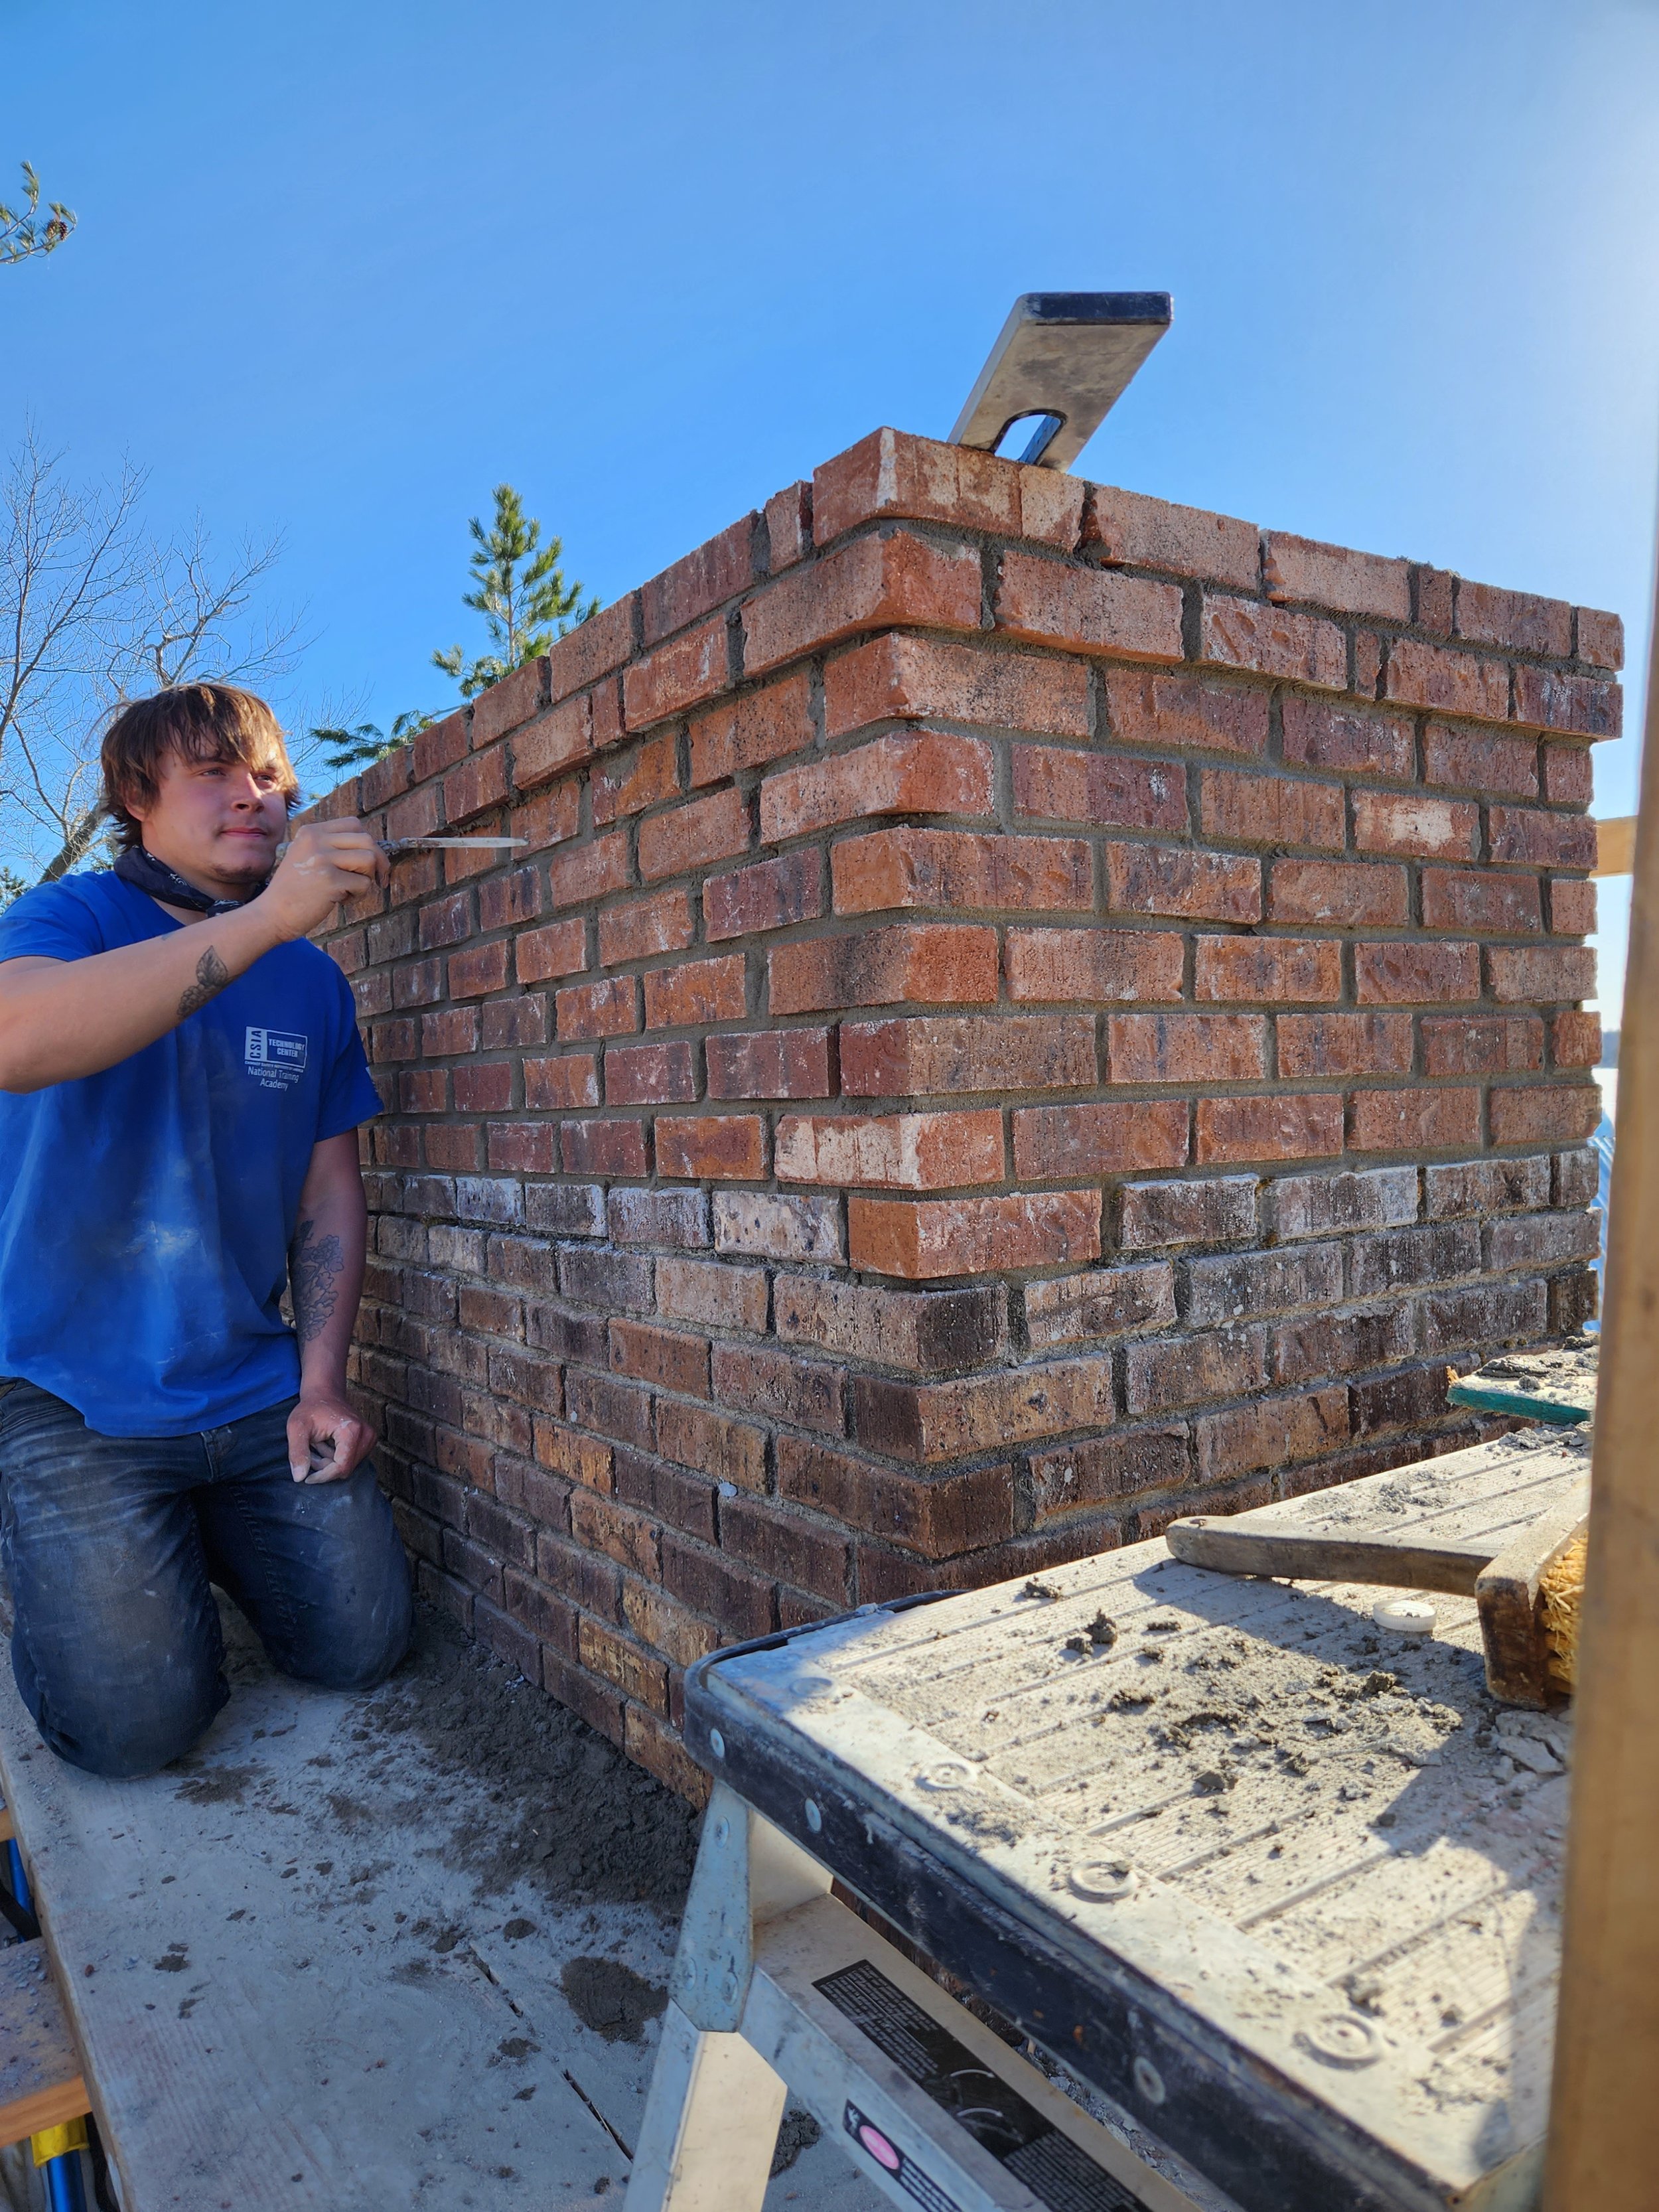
[1591,813,1635,877]
[0,1939,89,2148]
[1544,566,1659,2206]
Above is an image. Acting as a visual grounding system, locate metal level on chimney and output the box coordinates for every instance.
[950,291,1172,471]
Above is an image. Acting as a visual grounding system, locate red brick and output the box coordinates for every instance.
[1488,1084,1602,1146]
[770,924,999,1014]
[656,1114,765,1180]
[448,941,509,999]
[1384,637,1509,722]
[1421,1017,1543,1076]
[357,750,410,811]
[542,595,636,708]
[400,1068,448,1112]
[422,1007,479,1055]
[471,658,547,749]
[812,427,1082,550]
[1104,670,1270,759]
[1108,1013,1266,1084]
[705,1027,833,1100]
[549,832,632,909]
[1106,843,1261,923]
[705,849,825,939]
[1023,1264,1177,1349]
[1550,878,1597,936]
[1194,1094,1342,1164]
[1350,1087,1480,1151]
[605,1040,697,1105]
[1352,792,1479,860]
[1119,1175,1258,1248]
[1013,747,1187,832]
[510,777,581,853]
[622,616,729,731]
[561,1119,649,1177]
[1013,1100,1189,1179]
[512,696,597,789]
[638,788,751,881]
[1354,942,1480,1003]
[609,1318,711,1400]
[1005,927,1183,1005]
[688,670,814,785]
[1194,1388,1350,1479]
[660,1534,773,1640]
[776,1109,1004,1189]
[598,888,695,968]
[477,868,541,933]
[1263,533,1411,622]
[841,1013,1096,1096]
[1420,869,1541,934]
[656,1398,768,1492]
[1487,944,1597,1003]
[1086,485,1259,590]
[486,1123,555,1173]
[1280,1013,1413,1078]
[1576,608,1624,670]
[454,1063,512,1113]
[774,1278,1001,1372]
[993,552,1184,662]
[1200,595,1346,688]
[1542,745,1593,806]
[855,1357,1114,1465]
[646,1261,762,1345]
[718,1495,850,1604]
[1194,936,1342,1004]
[1200,769,1344,851]
[411,711,468,784]
[641,514,757,645]
[1419,723,1534,798]
[593,732,678,825]
[1268,859,1408,928]
[1513,665,1621,739]
[556,976,637,1041]
[713,1189,842,1262]
[1453,579,1571,658]
[419,891,472,951]
[826,632,1092,742]
[743,530,983,676]
[850,1189,1101,1280]
[833,826,1092,917]
[644,953,747,1031]
[711,1344,845,1435]
[1281,696,1414,779]
[444,745,509,824]
[385,783,442,846]
[425,1124,482,1171]
[1028,1424,1190,1517]
[1488,806,1597,869]
[761,729,995,845]
[1125,1327,1269,1414]
[779,1436,1014,1558]
[1552,1010,1602,1068]
[764,480,812,571]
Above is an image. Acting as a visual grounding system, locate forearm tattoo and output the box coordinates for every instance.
[177,944,232,1019]
[291,1218,346,1345]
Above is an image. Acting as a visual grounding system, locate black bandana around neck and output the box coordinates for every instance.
[113,845,260,918]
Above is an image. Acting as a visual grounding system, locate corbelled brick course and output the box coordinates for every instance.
[303,425,1615,1804]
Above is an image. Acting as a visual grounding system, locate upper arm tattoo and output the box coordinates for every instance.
[177,944,232,1019]
[291,1218,346,1344]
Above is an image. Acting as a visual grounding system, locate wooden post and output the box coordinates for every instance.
[1545,551,1659,2206]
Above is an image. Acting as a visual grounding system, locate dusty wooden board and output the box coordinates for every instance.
[1447,1341,1599,1428]
[0,1939,88,2147]
[1163,1426,1591,1589]
[0,1605,878,2212]
[687,1432,1573,2212]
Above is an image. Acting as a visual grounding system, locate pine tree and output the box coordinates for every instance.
[0,163,76,265]
[433,483,599,700]
[309,710,435,773]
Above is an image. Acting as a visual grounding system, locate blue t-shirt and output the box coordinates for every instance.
[0,872,381,1437]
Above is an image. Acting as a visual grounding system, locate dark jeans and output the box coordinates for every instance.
[0,1382,411,1778]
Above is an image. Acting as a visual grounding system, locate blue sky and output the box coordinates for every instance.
[3,0,1655,1005]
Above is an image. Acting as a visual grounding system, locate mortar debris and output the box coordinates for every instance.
[558,1955,668,2044]
[355,1602,700,1907]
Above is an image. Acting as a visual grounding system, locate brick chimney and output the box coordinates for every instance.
[303,428,1619,1801]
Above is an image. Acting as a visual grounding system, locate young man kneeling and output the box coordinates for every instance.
[0,684,411,1777]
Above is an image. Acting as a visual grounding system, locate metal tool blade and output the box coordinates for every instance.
[382,836,528,852]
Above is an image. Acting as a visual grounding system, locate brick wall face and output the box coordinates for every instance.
[301,427,1618,1803]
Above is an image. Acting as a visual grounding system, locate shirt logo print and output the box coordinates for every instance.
[245,1027,309,1090]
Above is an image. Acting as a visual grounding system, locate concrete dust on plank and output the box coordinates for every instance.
[0,1598,879,2209]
